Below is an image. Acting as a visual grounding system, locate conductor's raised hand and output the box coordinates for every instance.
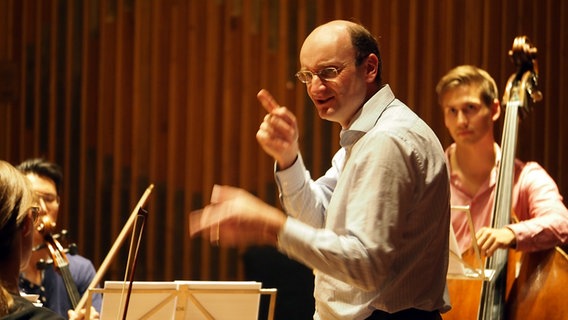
[256,89,300,170]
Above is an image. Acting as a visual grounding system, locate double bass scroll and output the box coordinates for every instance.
[501,36,542,119]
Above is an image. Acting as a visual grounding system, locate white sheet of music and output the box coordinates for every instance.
[175,280,262,320]
[99,280,262,320]
[100,281,177,319]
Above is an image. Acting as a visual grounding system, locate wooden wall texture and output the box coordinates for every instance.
[0,0,567,317]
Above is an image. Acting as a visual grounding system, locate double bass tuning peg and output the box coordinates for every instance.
[527,81,543,103]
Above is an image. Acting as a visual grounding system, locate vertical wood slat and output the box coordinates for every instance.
[100,0,118,274]
[238,0,258,196]
[557,0,567,192]
[0,0,17,159]
[61,0,72,230]
[1,0,568,288]
[0,0,14,57]
[184,0,206,280]
[111,0,125,280]
[131,0,153,281]
[0,0,9,153]
[219,0,235,281]
[164,0,178,282]
[47,0,57,159]
[78,0,90,262]
[147,0,164,281]
[32,1,41,154]
[201,0,222,280]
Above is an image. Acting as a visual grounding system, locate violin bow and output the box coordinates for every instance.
[73,184,154,314]
[119,207,147,320]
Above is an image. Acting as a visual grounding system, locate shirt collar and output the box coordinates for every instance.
[339,84,395,147]
[445,143,502,194]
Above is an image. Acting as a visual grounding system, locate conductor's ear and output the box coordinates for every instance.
[365,54,379,84]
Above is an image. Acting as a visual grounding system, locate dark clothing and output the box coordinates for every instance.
[19,254,101,319]
[366,308,442,320]
[243,246,315,320]
[1,295,63,320]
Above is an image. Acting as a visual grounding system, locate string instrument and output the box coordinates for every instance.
[506,245,568,319]
[36,214,82,308]
[443,36,544,320]
[34,230,79,269]
[476,35,542,320]
[502,37,568,319]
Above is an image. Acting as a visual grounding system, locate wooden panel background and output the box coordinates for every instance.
[0,0,566,318]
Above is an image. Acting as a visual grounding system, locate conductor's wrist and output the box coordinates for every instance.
[276,154,298,171]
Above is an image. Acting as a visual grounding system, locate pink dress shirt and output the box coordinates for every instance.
[446,143,568,253]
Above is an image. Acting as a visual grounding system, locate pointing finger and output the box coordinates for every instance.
[257,89,280,113]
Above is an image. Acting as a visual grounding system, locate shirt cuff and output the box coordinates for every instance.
[274,154,308,196]
[277,217,312,253]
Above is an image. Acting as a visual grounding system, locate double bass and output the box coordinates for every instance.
[444,36,568,319]
[476,35,541,320]
[501,40,568,320]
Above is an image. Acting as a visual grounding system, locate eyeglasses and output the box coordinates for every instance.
[36,192,60,207]
[295,66,343,84]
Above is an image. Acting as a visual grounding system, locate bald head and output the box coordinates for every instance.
[303,20,356,49]
[301,20,382,86]
[295,20,382,127]
[300,21,354,70]
[309,20,360,37]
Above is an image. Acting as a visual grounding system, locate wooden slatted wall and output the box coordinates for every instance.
[0,0,567,293]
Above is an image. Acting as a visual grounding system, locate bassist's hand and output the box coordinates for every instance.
[475,227,516,257]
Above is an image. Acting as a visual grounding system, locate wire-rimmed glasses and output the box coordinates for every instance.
[295,66,343,84]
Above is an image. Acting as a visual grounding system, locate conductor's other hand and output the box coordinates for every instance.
[256,89,300,170]
[189,184,286,247]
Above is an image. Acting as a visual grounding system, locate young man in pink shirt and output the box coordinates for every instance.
[436,65,568,257]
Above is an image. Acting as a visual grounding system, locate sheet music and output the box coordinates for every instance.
[99,280,262,320]
[100,281,178,319]
[175,280,262,320]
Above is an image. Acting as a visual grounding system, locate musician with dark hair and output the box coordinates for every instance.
[17,159,101,319]
[0,160,98,319]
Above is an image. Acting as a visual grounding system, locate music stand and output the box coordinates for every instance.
[447,205,495,281]
[90,280,277,320]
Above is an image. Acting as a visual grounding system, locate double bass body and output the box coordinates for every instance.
[506,246,568,320]
[445,247,568,320]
